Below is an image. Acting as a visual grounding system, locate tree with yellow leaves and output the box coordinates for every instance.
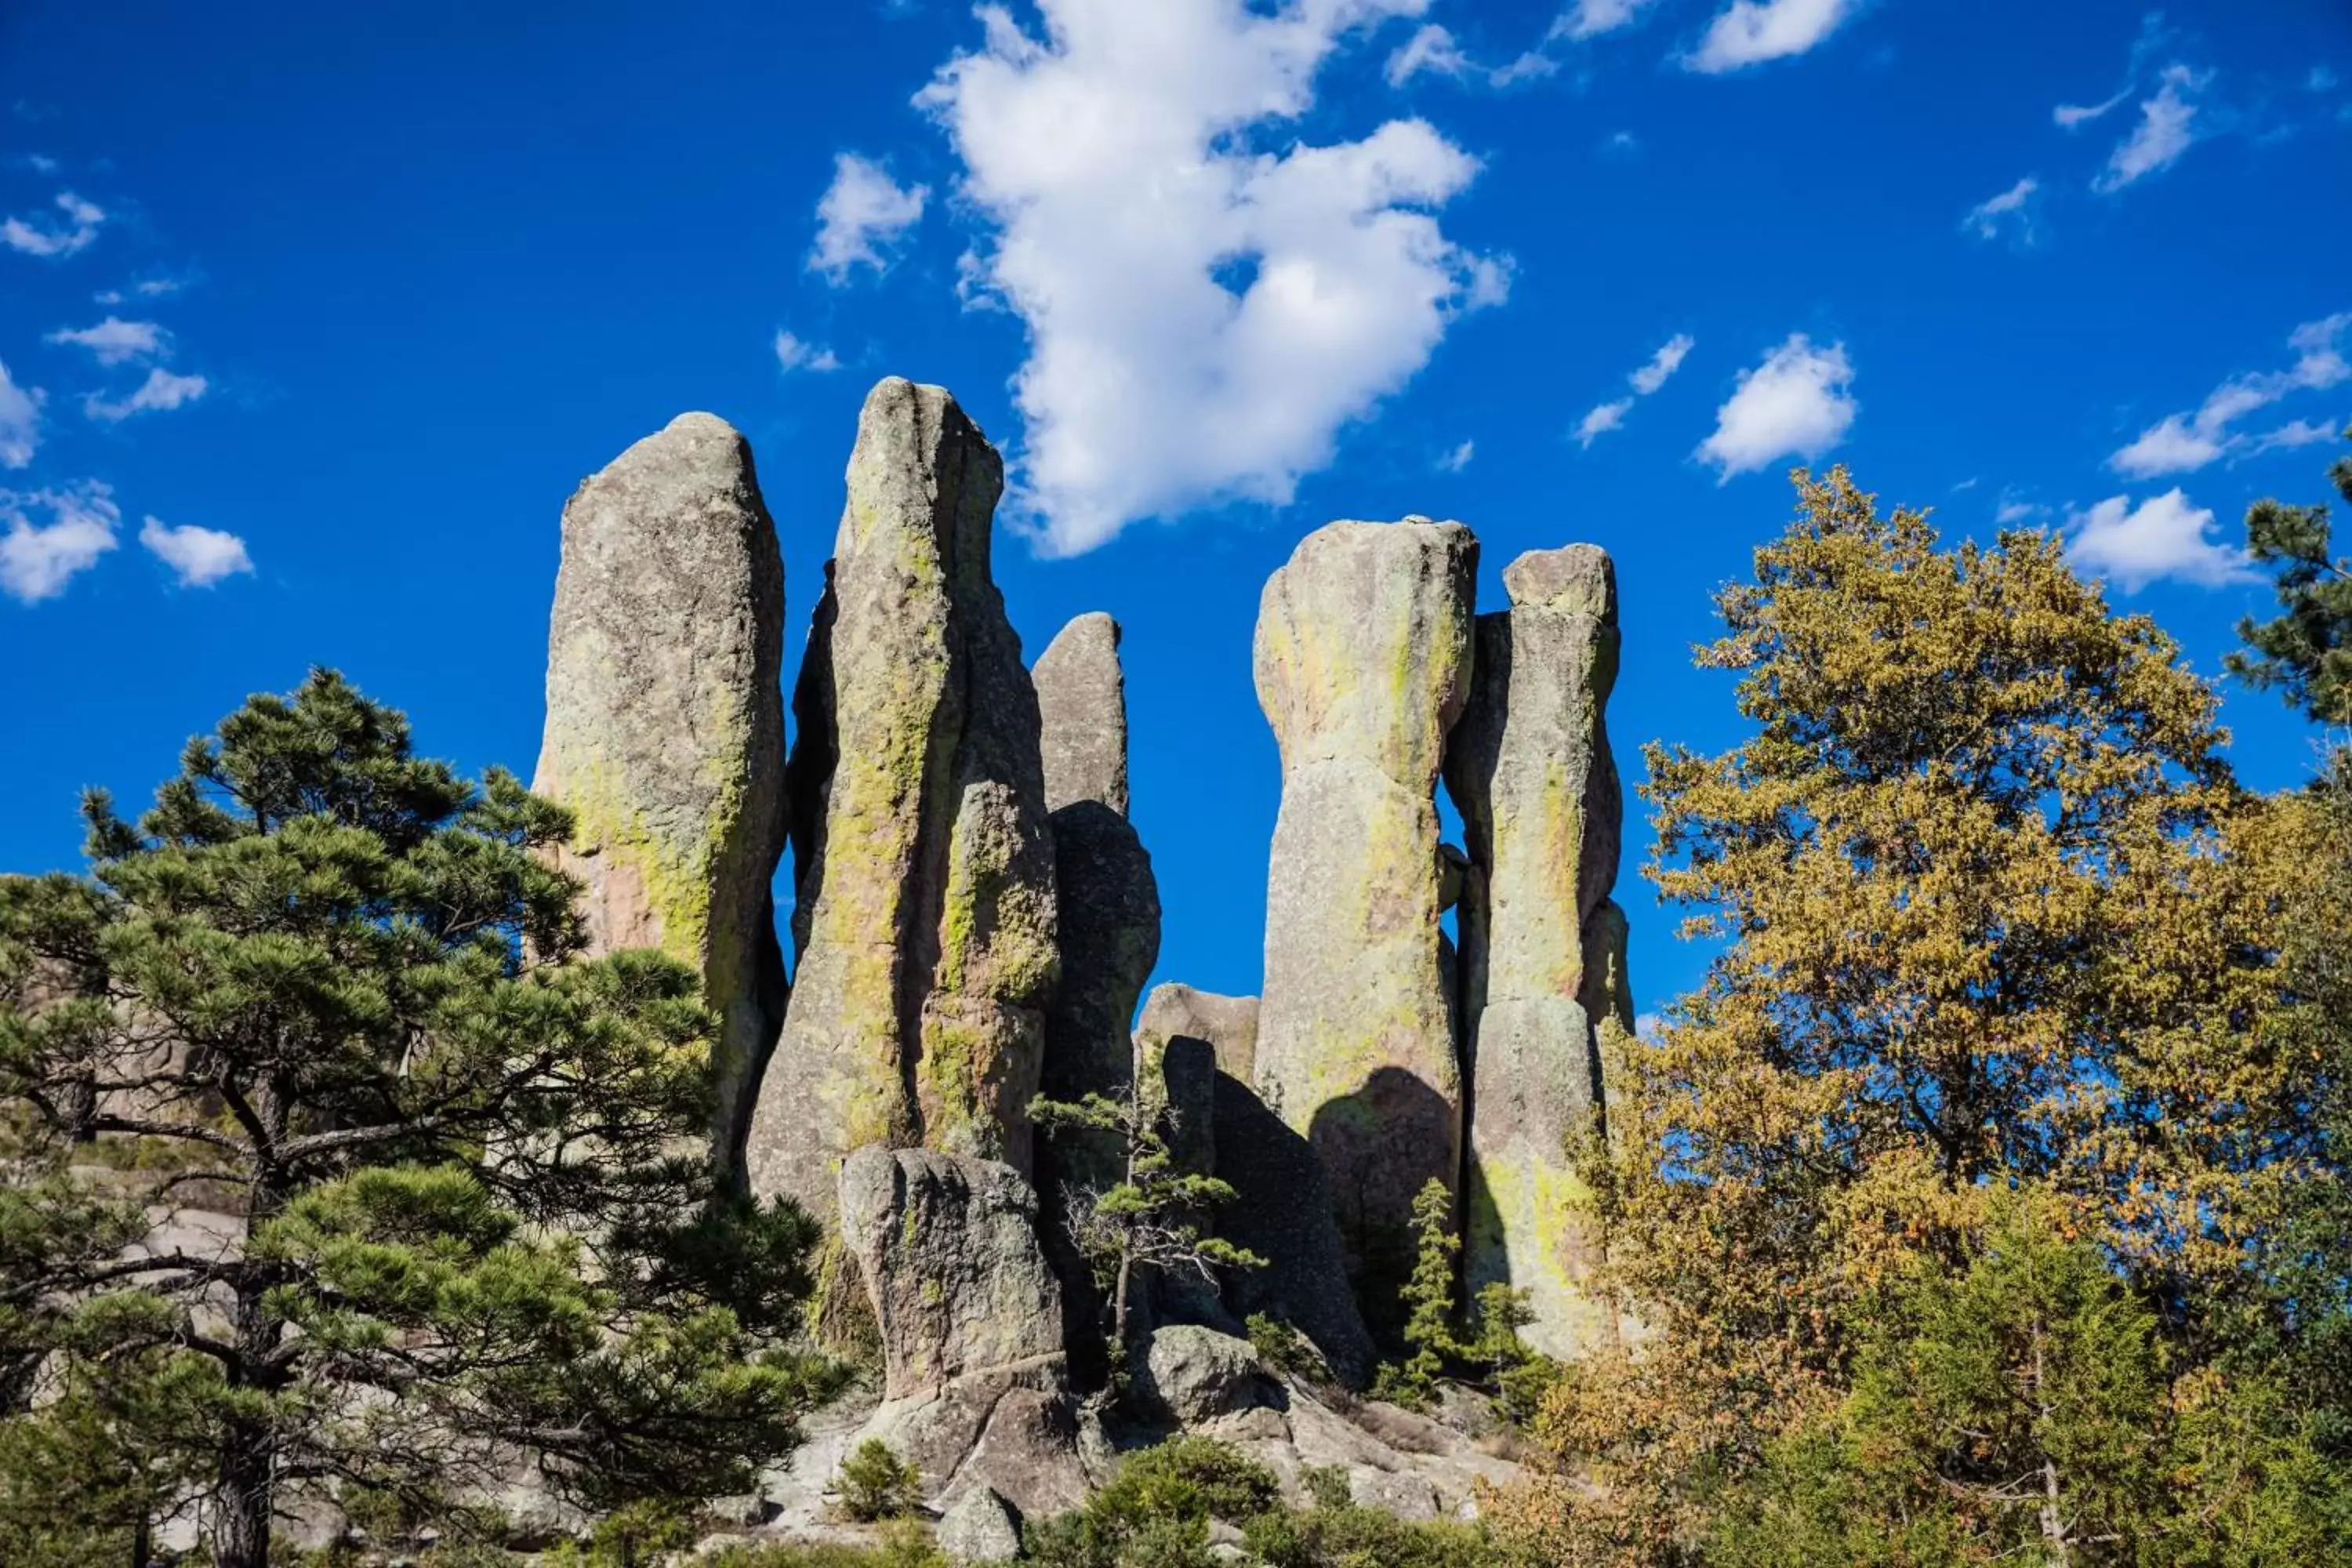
[1497,469,2349,1565]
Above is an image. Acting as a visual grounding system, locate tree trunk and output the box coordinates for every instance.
[2032,1311,2070,1568]
[213,1426,273,1568]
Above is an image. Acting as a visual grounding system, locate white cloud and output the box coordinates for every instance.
[2311,66,2339,95]
[1634,1011,1663,1042]
[808,153,930,282]
[0,359,42,469]
[920,0,1499,555]
[1696,333,1856,478]
[139,515,252,587]
[2109,312,2351,477]
[1576,398,1630,448]
[1556,0,1664,41]
[1436,437,1474,472]
[1385,24,1469,85]
[83,367,208,423]
[1685,0,1859,74]
[1994,494,2043,525]
[2067,489,2253,592]
[2094,64,2209,193]
[1,191,104,258]
[1576,333,1693,448]
[45,316,168,367]
[2244,417,2341,458]
[1961,175,2039,244]
[1629,332,1694,395]
[2054,89,2129,129]
[0,483,120,603]
[1602,129,1639,155]
[773,330,843,373]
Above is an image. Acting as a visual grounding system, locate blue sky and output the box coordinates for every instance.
[2,0,2347,1020]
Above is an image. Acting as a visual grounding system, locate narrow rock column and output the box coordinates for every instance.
[1443,544,1628,1360]
[533,412,788,1167]
[746,379,1059,1225]
[1252,517,1478,1287]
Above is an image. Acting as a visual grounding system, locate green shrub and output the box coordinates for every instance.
[1246,1312,1330,1385]
[699,1520,948,1568]
[834,1439,925,1523]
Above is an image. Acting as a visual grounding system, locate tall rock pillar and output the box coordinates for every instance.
[1253,517,1477,1291]
[1443,543,1632,1360]
[746,379,1059,1226]
[534,412,788,1169]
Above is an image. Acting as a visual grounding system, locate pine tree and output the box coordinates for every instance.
[0,670,834,1567]
[2228,426,2352,727]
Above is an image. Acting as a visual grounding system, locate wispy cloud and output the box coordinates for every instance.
[1435,438,1475,473]
[84,368,208,423]
[1961,176,2040,245]
[1684,0,1860,74]
[808,153,929,283]
[1385,24,1472,85]
[2110,312,2350,477]
[0,360,42,469]
[1697,333,1857,478]
[2094,64,2211,193]
[0,483,119,603]
[1578,333,1694,448]
[1555,0,1667,42]
[45,316,168,367]
[2055,89,2130,129]
[773,330,842,373]
[2067,488,2253,591]
[2,191,104,258]
[140,515,253,587]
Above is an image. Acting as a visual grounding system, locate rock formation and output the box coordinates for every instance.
[1443,544,1632,1359]
[533,411,788,1164]
[1251,517,1478,1286]
[1134,984,1259,1082]
[746,379,1059,1225]
[1033,612,1129,818]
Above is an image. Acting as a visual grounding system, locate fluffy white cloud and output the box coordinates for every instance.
[773,330,842,373]
[808,153,930,282]
[1696,334,1855,478]
[84,368,208,423]
[1961,176,2039,244]
[1385,24,1469,84]
[1435,437,1474,472]
[2067,489,2252,592]
[2,191,104,258]
[1685,0,1858,74]
[2110,312,2350,477]
[45,316,167,366]
[0,359,42,470]
[921,0,1499,555]
[2245,417,2342,458]
[1556,0,1664,41]
[1629,332,1694,394]
[2094,64,2208,193]
[139,515,252,587]
[2054,89,2129,129]
[0,484,119,603]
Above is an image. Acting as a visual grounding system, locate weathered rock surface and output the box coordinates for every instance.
[1132,1326,1267,1425]
[1210,1070,1377,1388]
[939,1486,1022,1564]
[1033,612,1129,818]
[1135,985,1260,1083]
[746,379,1058,1222]
[534,411,788,1165]
[1252,517,1478,1282]
[1443,543,1628,1360]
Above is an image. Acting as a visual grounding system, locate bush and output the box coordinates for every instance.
[1246,1312,1330,1385]
[834,1439,925,1523]
[699,1521,948,1568]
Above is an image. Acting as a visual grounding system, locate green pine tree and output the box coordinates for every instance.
[2228,426,2352,728]
[0,670,836,1568]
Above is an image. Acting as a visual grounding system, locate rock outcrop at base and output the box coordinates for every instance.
[1444,544,1630,1360]
[746,380,1059,1225]
[1252,518,1478,1285]
[533,412,788,1165]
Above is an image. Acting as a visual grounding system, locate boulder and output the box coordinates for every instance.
[1443,544,1628,1359]
[1133,1325,1266,1425]
[938,1486,1022,1565]
[746,379,1059,1223]
[1135,985,1260,1083]
[835,1146,1066,1400]
[1252,517,1477,1282]
[533,411,788,1166]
